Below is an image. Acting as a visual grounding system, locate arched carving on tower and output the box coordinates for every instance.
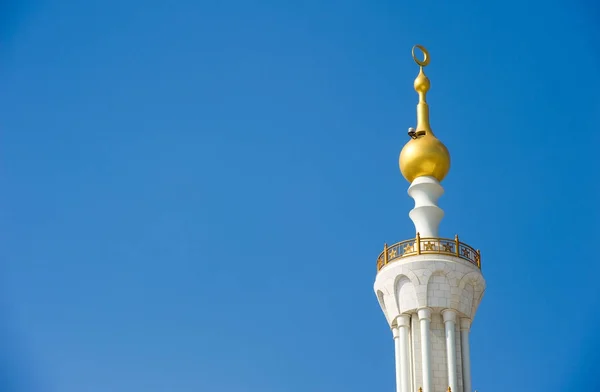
[458,282,475,316]
[420,260,455,286]
[398,267,420,286]
[395,275,418,313]
[471,284,486,317]
[456,271,486,318]
[376,290,392,325]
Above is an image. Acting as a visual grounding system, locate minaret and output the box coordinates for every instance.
[374,45,486,392]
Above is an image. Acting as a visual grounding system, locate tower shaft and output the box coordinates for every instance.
[375,224,485,392]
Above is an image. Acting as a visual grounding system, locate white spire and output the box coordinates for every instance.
[407,176,444,237]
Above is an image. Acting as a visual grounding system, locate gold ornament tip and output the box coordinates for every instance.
[412,45,431,96]
[398,44,451,183]
[412,45,430,67]
[414,68,430,95]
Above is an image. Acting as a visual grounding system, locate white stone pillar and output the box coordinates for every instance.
[410,314,418,392]
[408,176,444,237]
[397,315,411,392]
[442,310,458,392]
[392,325,402,392]
[460,318,472,392]
[418,308,432,392]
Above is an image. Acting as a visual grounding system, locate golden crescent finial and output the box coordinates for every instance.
[412,45,430,67]
[399,45,451,183]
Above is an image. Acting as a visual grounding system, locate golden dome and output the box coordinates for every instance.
[399,45,451,183]
[400,133,450,182]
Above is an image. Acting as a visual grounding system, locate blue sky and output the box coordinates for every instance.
[1,0,599,391]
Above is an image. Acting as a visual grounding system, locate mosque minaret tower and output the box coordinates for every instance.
[374,45,486,392]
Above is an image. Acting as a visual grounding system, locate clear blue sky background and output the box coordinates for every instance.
[1,1,599,391]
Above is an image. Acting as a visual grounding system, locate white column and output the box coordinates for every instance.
[410,314,418,392]
[418,308,432,392]
[442,310,458,392]
[392,325,402,392]
[408,176,444,237]
[397,315,411,392]
[460,318,472,392]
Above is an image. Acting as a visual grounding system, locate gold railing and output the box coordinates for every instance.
[376,233,481,271]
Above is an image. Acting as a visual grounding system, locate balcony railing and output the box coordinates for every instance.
[376,233,481,272]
